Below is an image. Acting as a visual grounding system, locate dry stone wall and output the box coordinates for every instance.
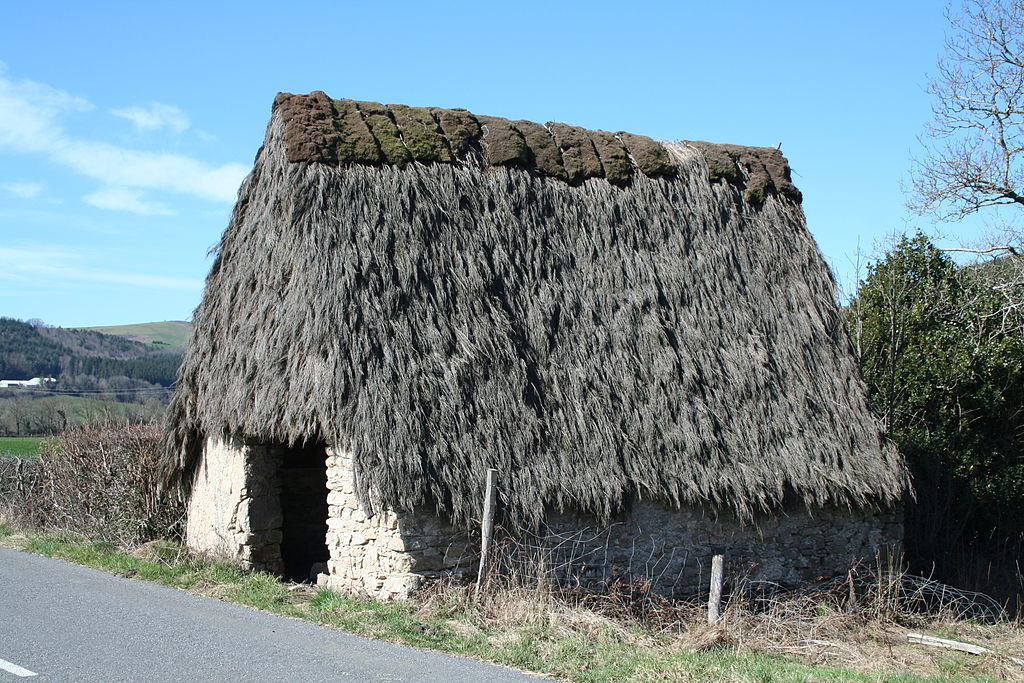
[185,436,284,574]
[186,438,901,602]
[537,503,902,597]
[319,449,472,601]
[318,449,901,601]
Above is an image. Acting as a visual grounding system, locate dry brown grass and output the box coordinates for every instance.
[412,561,1024,681]
[2,424,183,546]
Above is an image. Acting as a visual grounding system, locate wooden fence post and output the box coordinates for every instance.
[475,468,498,597]
[708,553,724,624]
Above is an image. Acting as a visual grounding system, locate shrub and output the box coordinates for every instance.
[11,424,183,546]
[0,453,38,518]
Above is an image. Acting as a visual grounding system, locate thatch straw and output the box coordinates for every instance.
[162,93,907,528]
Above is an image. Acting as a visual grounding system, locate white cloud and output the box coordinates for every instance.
[2,181,43,198]
[0,68,246,203]
[84,186,173,215]
[111,102,190,133]
[0,246,202,292]
[56,139,245,202]
[0,64,91,154]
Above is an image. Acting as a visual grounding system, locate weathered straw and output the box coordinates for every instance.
[161,93,907,528]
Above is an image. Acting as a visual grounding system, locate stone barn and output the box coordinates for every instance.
[161,92,907,600]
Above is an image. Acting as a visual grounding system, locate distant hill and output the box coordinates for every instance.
[77,321,192,349]
[0,317,181,385]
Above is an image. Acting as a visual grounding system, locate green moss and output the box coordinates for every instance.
[548,122,604,184]
[738,153,774,207]
[354,100,411,167]
[389,104,452,164]
[590,131,634,186]
[331,99,382,165]
[689,141,793,206]
[618,132,676,177]
[744,185,766,204]
[276,91,342,164]
[760,148,802,203]
[707,153,742,184]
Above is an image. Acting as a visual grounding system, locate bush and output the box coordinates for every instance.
[0,453,38,515]
[5,424,183,546]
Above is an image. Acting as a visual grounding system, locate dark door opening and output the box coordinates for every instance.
[279,442,329,582]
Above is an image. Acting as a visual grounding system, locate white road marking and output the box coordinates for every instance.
[0,658,37,677]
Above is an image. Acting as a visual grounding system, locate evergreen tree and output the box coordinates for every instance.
[847,234,1024,585]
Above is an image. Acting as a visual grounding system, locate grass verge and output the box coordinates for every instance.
[0,526,1017,682]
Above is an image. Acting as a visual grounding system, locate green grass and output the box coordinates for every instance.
[77,321,192,349]
[0,528,999,682]
[0,437,44,458]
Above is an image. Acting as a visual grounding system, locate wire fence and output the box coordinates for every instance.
[461,480,1012,624]
[486,518,702,599]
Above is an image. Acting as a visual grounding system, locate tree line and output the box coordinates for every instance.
[0,394,166,437]
[867,0,1024,603]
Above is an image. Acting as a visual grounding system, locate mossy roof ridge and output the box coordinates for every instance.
[272,91,801,203]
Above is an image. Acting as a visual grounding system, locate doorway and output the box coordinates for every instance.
[278,441,329,582]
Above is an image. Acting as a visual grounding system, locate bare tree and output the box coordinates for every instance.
[912,0,1024,332]
[913,0,1024,222]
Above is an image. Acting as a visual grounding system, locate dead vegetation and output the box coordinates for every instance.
[410,561,1024,681]
[1,424,183,546]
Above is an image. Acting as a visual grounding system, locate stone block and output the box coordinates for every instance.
[381,573,421,599]
[443,543,469,561]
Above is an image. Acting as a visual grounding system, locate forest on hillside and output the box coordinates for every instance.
[0,317,180,384]
[0,317,181,436]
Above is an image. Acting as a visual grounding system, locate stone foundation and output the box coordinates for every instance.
[319,449,472,600]
[185,436,903,602]
[538,503,902,597]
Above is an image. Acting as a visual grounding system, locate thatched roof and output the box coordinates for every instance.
[162,91,907,526]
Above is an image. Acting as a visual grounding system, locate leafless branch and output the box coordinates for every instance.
[941,244,1023,255]
[911,1,1024,331]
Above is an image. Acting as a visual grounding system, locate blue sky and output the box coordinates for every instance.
[0,1,976,326]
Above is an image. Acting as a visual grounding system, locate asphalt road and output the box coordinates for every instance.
[0,548,541,682]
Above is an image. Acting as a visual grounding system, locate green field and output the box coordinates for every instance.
[77,320,192,349]
[0,437,44,458]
